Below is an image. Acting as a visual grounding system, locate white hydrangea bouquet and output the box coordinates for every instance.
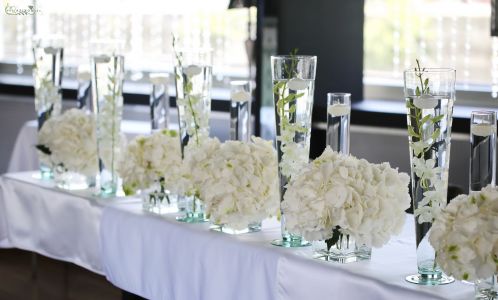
[37,108,98,177]
[281,147,411,258]
[117,129,182,210]
[429,185,498,285]
[193,137,279,231]
[175,137,222,222]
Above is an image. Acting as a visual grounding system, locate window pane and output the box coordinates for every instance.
[364,0,493,92]
[1,0,255,87]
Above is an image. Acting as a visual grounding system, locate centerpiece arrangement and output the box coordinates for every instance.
[37,108,98,190]
[196,137,279,234]
[90,40,125,197]
[282,147,411,262]
[271,50,317,247]
[118,129,182,214]
[177,137,220,222]
[430,186,498,298]
[32,35,64,179]
[404,60,456,285]
[173,36,213,223]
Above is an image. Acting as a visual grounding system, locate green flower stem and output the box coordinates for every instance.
[173,35,201,146]
[186,92,200,145]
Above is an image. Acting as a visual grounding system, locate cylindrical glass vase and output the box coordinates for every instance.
[404,67,456,285]
[209,82,259,234]
[319,93,370,262]
[149,73,170,133]
[326,93,351,154]
[174,48,212,223]
[174,49,212,149]
[470,111,496,192]
[32,35,64,180]
[230,80,252,142]
[270,55,317,248]
[77,64,92,112]
[90,41,125,197]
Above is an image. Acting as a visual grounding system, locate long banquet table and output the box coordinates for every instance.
[0,171,475,300]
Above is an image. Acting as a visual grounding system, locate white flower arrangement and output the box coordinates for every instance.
[179,137,222,196]
[37,108,98,176]
[281,147,411,247]
[117,129,182,195]
[429,185,498,281]
[194,137,279,230]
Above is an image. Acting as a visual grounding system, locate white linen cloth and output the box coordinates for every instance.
[0,172,138,274]
[7,120,152,173]
[101,205,474,300]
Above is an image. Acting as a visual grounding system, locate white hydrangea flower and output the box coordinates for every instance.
[179,137,222,196]
[194,137,279,230]
[429,185,498,281]
[281,147,411,247]
[37,108,98,176]
[117,129,182,194]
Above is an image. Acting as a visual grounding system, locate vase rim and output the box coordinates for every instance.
[404,67,455,73]
[271,55,317,60]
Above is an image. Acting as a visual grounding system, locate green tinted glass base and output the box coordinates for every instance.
[176,212,208,223]
[39,165,53,180]
[271,238,311,248]
[405,273,454,285]
[210,223,261,235]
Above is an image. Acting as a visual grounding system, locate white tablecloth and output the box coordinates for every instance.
[7,120,152,173]
[0,172,139,274]
[101,205,474,300]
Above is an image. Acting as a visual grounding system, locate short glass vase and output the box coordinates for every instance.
[53,165,92,190]
[210,221,262,235]
[312,233,371,263]
[141,186,178,214]
[475,274,497,300]
[176,195,207,223]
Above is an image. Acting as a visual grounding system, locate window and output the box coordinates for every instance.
[0,0,256,96]
[364,0,497,102]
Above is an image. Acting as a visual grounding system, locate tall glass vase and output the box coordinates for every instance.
[326,93,351,153]
[174,48,212,223]
[470,111,497,292]
[90,41,125,197]
[149,73,170,132]
[32,35,64,180]
[229,80,252,142]
[210,80,260,234]
[77,64,92,112]
[469,111,496,191]
[270,55,317,247]
[312,92,371,262]
[404,67,455,285]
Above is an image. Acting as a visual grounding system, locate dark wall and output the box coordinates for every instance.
[276,0,364,121]
[275,0,365,158]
